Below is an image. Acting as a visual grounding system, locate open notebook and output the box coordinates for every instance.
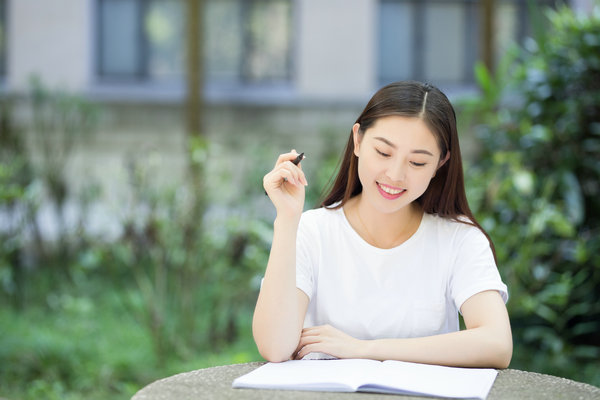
[232,359,498,399]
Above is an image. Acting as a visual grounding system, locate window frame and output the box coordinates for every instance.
[0,0,7,81]
[377,0,566,87]
[94,0,294,86]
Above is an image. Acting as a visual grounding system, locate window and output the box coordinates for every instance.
[96,0,292,85]
[378,0,562,86]
[97,0,184,81]
[0,0,6,79]
[206,0,292,84]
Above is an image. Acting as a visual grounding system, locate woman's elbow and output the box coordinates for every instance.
[253,327,295,362]
[491,336,513,369]
[258,346,293,363]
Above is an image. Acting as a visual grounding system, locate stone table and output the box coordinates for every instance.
[132,362,600,400]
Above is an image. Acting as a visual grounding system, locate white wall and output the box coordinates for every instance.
[9,0,93,91]
[7,0,379,100]
[296,0,376,100]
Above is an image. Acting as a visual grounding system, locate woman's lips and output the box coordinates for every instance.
[377,182,406,200]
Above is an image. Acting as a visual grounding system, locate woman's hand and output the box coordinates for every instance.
[263,150,308,219]
[294,324,365,360]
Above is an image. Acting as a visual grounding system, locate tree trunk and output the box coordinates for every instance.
[481,0,495,73]
[186,0,204,136]
[182,0,207,347]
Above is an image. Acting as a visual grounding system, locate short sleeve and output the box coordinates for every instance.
[450,227,508,312]
[295,211,318,300]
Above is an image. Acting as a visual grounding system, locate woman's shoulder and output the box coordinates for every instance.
[301,205,343,224]
[297,206,344,242]
[421,214,492,257]
[423,213,484,239]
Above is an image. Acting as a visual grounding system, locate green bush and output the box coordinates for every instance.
[462,5,600,385]
[0,83,270,398]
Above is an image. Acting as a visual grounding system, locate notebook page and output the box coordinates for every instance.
[232,359,381,392]
[368,360,497,399]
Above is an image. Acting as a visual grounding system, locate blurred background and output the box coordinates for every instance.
[0,0,598,399]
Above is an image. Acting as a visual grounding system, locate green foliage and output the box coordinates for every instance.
[0,79,103,308]
[0,95,39,305]
[3,5,600,398]
[28,76,100,250]
[462,5,600,385]
[0,82,271,398]
[0,286,260,400]
[304,127,346,208]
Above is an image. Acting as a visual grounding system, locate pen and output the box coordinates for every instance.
[265,152,305,195]
[291,152,305,166]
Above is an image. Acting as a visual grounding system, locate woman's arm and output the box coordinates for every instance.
[295,290,512,368]
[253,217,310,362]
[253,151,310,362]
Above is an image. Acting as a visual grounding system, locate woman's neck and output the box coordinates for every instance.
[345,195,423,249]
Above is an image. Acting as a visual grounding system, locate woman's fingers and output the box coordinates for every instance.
[268,160,307,187]
[296,344,319,360]
[294,325,362,360]
[263,150,307,217]
[275,150,301,168]
[294,326,326,359]
[275,150,307,182]
[282,160,308,186]
[269,165,300,187]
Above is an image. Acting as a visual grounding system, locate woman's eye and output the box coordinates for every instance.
[375,149,390,157]
[410,161,427,167]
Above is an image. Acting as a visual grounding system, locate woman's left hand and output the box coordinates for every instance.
[294,324,364,360]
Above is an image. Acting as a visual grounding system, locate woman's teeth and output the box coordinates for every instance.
[379,184,404,195]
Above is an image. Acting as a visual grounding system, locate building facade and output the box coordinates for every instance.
[3,0,590,102]
[0,0,593,237]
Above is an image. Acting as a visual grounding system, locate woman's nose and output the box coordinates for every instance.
[386,159,406,182]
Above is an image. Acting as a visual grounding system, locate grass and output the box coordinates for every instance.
[1,271,598,400]
[0,286,262,400]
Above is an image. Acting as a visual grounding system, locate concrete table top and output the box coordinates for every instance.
[132,362,600,400]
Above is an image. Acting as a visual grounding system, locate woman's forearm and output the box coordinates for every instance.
[361,292,512,368]
[361,325,512,369]
[252,216,305,362]
[295,289,511,368]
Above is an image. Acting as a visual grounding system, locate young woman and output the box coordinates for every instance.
[255,81,512,368]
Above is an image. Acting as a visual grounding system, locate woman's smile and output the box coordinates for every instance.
[352,116,443,212]
[376,182,406,199]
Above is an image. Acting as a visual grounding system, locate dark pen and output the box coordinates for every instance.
[291,152,305,166]
[265,152,304,195]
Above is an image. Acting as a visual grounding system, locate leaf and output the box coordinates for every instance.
[561,172,584,226]
[474,61,495,99]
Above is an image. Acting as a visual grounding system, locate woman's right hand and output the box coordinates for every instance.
[263,150,308,219]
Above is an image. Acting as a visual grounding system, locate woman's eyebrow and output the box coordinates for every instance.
[374,136,396,148]
[412,149,434,156]
[373,137,434,156]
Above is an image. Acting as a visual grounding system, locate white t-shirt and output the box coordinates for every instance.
[296,206,508,341]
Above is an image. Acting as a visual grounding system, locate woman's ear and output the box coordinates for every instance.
[439,151,451,168]
[352,123,361,157]
[433,152,451,178]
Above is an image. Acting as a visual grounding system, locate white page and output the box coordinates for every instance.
[232,359,381,392]
[364,360,497,399]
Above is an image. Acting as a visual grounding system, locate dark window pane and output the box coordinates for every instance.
[377,0,563,86]
[0,0,5,78]
[244,0,292,82]
[99,0,143,77]
[96,0,292,84]
[423,3,465,83]
[146,0,184,81]
[378,0,414,83]
[206,0,244,82]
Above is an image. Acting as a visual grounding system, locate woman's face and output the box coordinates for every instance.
[353,115,447,215]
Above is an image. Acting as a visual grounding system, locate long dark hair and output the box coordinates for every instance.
[320,81,496,257]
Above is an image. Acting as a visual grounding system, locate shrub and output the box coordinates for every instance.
[462,5,600,384]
